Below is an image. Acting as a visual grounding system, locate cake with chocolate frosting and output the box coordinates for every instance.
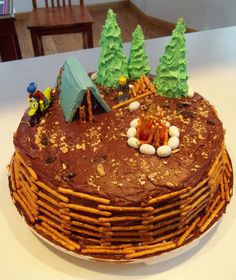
[8,12,233,261]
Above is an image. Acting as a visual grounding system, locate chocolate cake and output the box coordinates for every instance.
[8,13,233,261]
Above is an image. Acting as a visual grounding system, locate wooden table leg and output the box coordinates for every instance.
[86,25,93,49]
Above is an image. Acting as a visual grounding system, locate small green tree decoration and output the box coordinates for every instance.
[128,25,151,80]
[153,18,189,98]
[96,9,128,87]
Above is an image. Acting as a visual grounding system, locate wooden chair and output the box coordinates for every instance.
[27,0,94,56]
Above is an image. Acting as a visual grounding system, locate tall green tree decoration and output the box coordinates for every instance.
[96,9,128,87]
[153,18,189,98]
[128,25,150,79]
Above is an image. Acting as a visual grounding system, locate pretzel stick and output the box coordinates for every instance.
[66,211,109,226]
[9,162,16,191]
[36,181,69,202]
[35,223,76,251]
[189,191,210,210]
[41,222,80,250]
[99,216,146,223]
[181,186,210,208]
[224,151,232,172]
[81,248,134,255]
[98,204,153,212]
[125,242,176,259]
[207,148,224,177]
[146,227,188,245]
[143,200,183,217]
[182,201,208,224]
[38,216,71,235]
[15,151,38,180]
[143,209,182,225]
[200,200,225,232]
[122,241,174,252]
[18,165,38,192]
[60,202,112,217]
[151,217,181,231]
[65,225,102,238]
[177,217,201,247]
[223,173,231,202]
[112,91,153,109]
[220,175,226,200]
[197,195,221,228]
[12,192,35,223]
[106,224,150,231]
[183,207,206,226]
[105,236,152,243]
[181,178,209,199]
[112,231,152,237]
[13,158,20,188]
[58,187,110,205]
[39,207,69,224]
[85,244,132,249]
[19,188,38,215]
[17,189,38,217]
[36,199,70,222]
[71,220,106,233]
[71,234,101,245]
[37,191,59,206]
[153,222,181,237]
[147,187,191,205]
[19,175,38,200]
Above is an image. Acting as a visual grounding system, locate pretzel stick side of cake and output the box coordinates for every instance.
[9,144,233,260]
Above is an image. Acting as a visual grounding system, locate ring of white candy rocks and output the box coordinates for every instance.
[127,119,180,157]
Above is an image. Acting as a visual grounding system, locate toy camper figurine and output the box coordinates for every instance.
[27,83,52,126]
[117,76,129,102]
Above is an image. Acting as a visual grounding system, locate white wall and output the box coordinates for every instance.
[14,0,121,13]
[130,0,236,30]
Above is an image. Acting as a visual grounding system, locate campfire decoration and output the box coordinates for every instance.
[136,114,169,147]
[127,108,180,157]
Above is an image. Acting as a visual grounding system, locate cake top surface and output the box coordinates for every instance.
[14,89,224,206]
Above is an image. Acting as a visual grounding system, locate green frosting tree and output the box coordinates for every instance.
[128,25,151,80]
[153,18,189,98]
[96,9,128,87]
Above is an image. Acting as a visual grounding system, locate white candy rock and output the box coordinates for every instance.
[169,126,180,138]
[90,72,97,81]
[165,121,170,128]
[127,137,140,149]
[130,118,139,128]
[168,136,180,150]
[157,145,172,158]
[127,127,137,138]
[187,86,195,98]
[140,144,156,156]
[129,101,140,112]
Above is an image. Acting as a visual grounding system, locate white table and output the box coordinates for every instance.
[0,26,236,280]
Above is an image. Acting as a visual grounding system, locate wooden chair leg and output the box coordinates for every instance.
[30,30,43,56]
[86,25,93,49]
[82,32,87,49]
[38,36,44,56]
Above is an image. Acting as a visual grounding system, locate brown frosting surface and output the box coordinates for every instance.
[14,91,224,206]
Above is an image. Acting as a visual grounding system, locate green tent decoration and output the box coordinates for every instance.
[153,18,189,98]
[96,9,128,87]
[59,57,111,122]
[128,25,151,80]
